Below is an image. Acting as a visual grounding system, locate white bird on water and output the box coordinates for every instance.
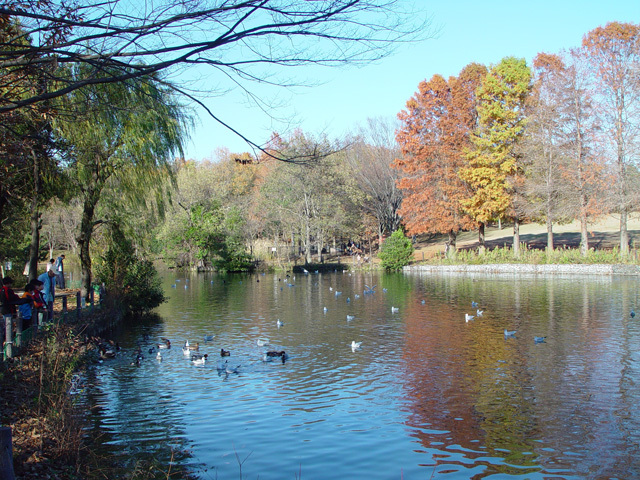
[191,353,208,365]
[276,319,284,328]
[257,338,269,347]
[476,309,483,317]
[347,315,355,321]
[391,306,399,313]
[351,341,362,350]
[465,314,474,322]
[323,307,328,313]
[504,329,516,337]
[534,336,546,344]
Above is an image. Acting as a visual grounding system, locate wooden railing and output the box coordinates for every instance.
[2,289,100,361]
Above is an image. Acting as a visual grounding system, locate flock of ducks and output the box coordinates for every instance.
[464,301,547,343]
[97,276,558,378]
[98,329,292,374]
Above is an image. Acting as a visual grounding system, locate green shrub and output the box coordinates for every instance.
[96,225,166,315]
[378,229,414,271]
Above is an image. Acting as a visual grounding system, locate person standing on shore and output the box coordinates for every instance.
[55,254,65,289]
[37,269,56,322]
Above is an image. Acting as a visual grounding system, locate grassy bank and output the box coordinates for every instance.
[410,215,640,265]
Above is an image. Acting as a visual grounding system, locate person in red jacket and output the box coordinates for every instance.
[1,277,33,351]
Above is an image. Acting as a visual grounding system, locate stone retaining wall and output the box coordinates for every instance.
[404,263,640,276]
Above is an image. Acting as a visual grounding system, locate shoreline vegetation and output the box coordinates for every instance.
[0,306,197,480]
[408,215,640,267]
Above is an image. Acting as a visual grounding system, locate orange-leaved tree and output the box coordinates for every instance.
[394,63,486,253]
[459,57,532,254]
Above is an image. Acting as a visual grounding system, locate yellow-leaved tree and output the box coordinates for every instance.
[459,56,532,255]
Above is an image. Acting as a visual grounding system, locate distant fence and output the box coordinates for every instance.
[2,289,101,361]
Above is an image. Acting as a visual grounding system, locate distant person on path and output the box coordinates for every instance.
[37,269,57,322]
[55,254,65,289]
[46,258,55,272]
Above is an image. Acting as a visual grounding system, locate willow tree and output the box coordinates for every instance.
[459,57,531,254]
[55,69,188,298]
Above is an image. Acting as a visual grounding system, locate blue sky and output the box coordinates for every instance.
[182,1,639,161]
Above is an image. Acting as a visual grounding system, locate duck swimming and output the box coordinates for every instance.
[220,348,231,357]
[191,353,208,365]
[265,350,287,363]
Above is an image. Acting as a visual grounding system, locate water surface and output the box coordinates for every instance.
[84,271,640,479]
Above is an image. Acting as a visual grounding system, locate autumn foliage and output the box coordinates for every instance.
[395,22,639,256]
[394,63,486,247]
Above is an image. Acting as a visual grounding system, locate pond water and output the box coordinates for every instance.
[83,270,640,479]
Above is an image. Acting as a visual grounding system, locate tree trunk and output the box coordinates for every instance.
[620,210,629,256]
[478,222,485,248]
[546,217,554,253]
[77,187,101,301]
[447,230,457,257]
[28,200,40,282]
[580,214,589,257]
[317,231,324,263]
[27,150,41,281]
[513,217,520,257]
[305,221,312,264]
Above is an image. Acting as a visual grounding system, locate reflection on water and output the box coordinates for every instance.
[84,271,640,478]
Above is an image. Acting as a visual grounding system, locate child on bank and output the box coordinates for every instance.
[19,283,36,329]
[31,279,45,324]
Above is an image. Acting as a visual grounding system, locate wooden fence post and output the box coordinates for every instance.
[3,315,12,360]
[0,427,15,480]
[14,316,22,349]
[62,295,68,316]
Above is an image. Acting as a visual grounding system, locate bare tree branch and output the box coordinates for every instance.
[1,0,430,115]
